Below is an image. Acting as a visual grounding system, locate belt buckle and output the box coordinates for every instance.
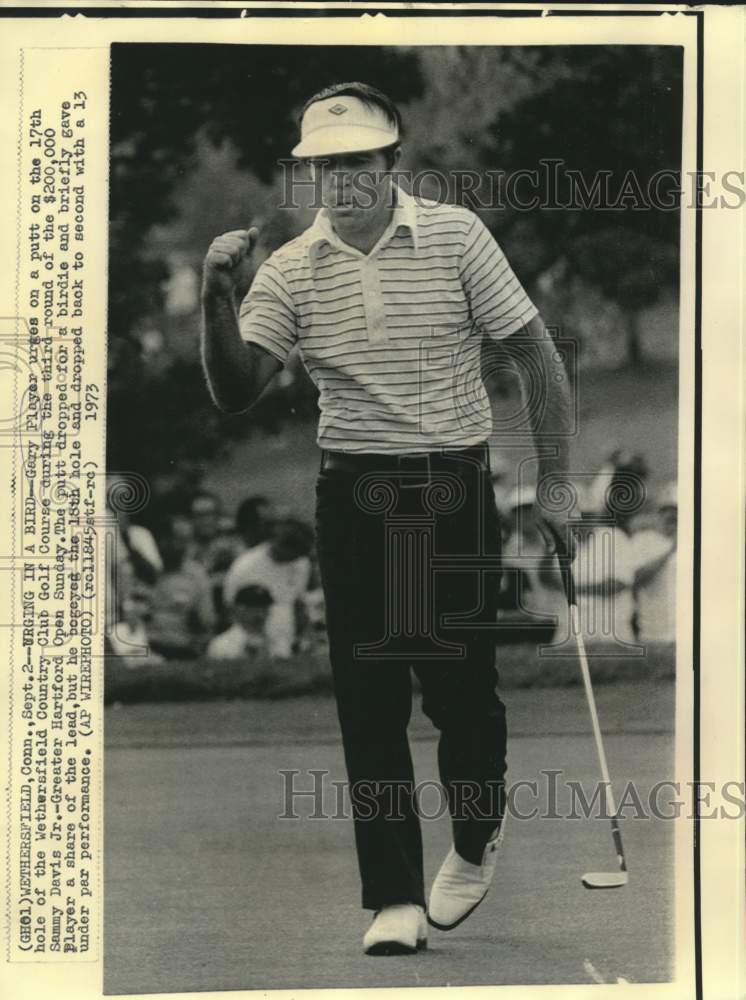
[397,451,431,488]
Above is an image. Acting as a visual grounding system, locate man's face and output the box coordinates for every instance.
[234,604,270,634]
[270,528,303,564]
[309,149,396,224]
[191,497,220,542]
[172,514,193,542]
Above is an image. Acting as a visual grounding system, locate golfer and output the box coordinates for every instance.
[201,82,573,955]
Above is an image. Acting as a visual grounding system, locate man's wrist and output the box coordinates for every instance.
[201,277,234,306]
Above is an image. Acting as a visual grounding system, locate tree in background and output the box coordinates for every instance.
[108,44,682,495]
[492,46,682,366]
[107,44,423,483]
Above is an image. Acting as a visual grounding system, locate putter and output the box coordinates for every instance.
[554,532,629,890]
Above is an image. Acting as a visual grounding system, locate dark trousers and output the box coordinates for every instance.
[315,445,507,911]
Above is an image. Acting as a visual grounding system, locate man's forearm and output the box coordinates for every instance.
[200,288,262,414]
[531,341,572,486]
[512,315,573,484]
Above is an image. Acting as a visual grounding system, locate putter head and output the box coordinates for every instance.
[581,871,629,889]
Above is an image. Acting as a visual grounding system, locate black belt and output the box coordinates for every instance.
[320,443,490,476]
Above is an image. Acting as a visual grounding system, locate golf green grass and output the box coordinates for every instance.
[104,681,676,993]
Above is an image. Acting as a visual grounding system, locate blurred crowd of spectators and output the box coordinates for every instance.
[106,484,324,667]
[494,449,678,647]
[106,447,677,668]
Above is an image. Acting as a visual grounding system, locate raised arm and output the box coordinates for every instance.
[201,226,283,414]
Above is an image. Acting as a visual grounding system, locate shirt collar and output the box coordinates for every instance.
[307,182,419,261]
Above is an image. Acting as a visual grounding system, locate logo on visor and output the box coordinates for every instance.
[328,104,348,116]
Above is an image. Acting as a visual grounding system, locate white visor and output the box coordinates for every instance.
[292,95,398,158]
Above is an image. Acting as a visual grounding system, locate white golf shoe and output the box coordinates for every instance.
[363,903,428,955]
[427,819,506,931]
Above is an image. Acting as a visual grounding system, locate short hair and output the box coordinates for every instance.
[272,517,314,555]
[234,584,274,609]
[236,495,269,532]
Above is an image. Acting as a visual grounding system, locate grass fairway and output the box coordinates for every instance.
[105,681,675,994]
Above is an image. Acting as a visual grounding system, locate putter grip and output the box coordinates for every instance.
[552,529,577,609]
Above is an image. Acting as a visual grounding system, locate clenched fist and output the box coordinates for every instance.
[202,226,260,296]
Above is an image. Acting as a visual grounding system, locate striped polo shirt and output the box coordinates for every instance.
[238,184,537,454]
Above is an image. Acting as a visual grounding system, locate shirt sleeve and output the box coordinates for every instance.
[238,256,298,364]
[459,213,538,340]
[222,550,253,608]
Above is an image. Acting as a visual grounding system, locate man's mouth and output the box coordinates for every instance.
[330,192,356,208]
